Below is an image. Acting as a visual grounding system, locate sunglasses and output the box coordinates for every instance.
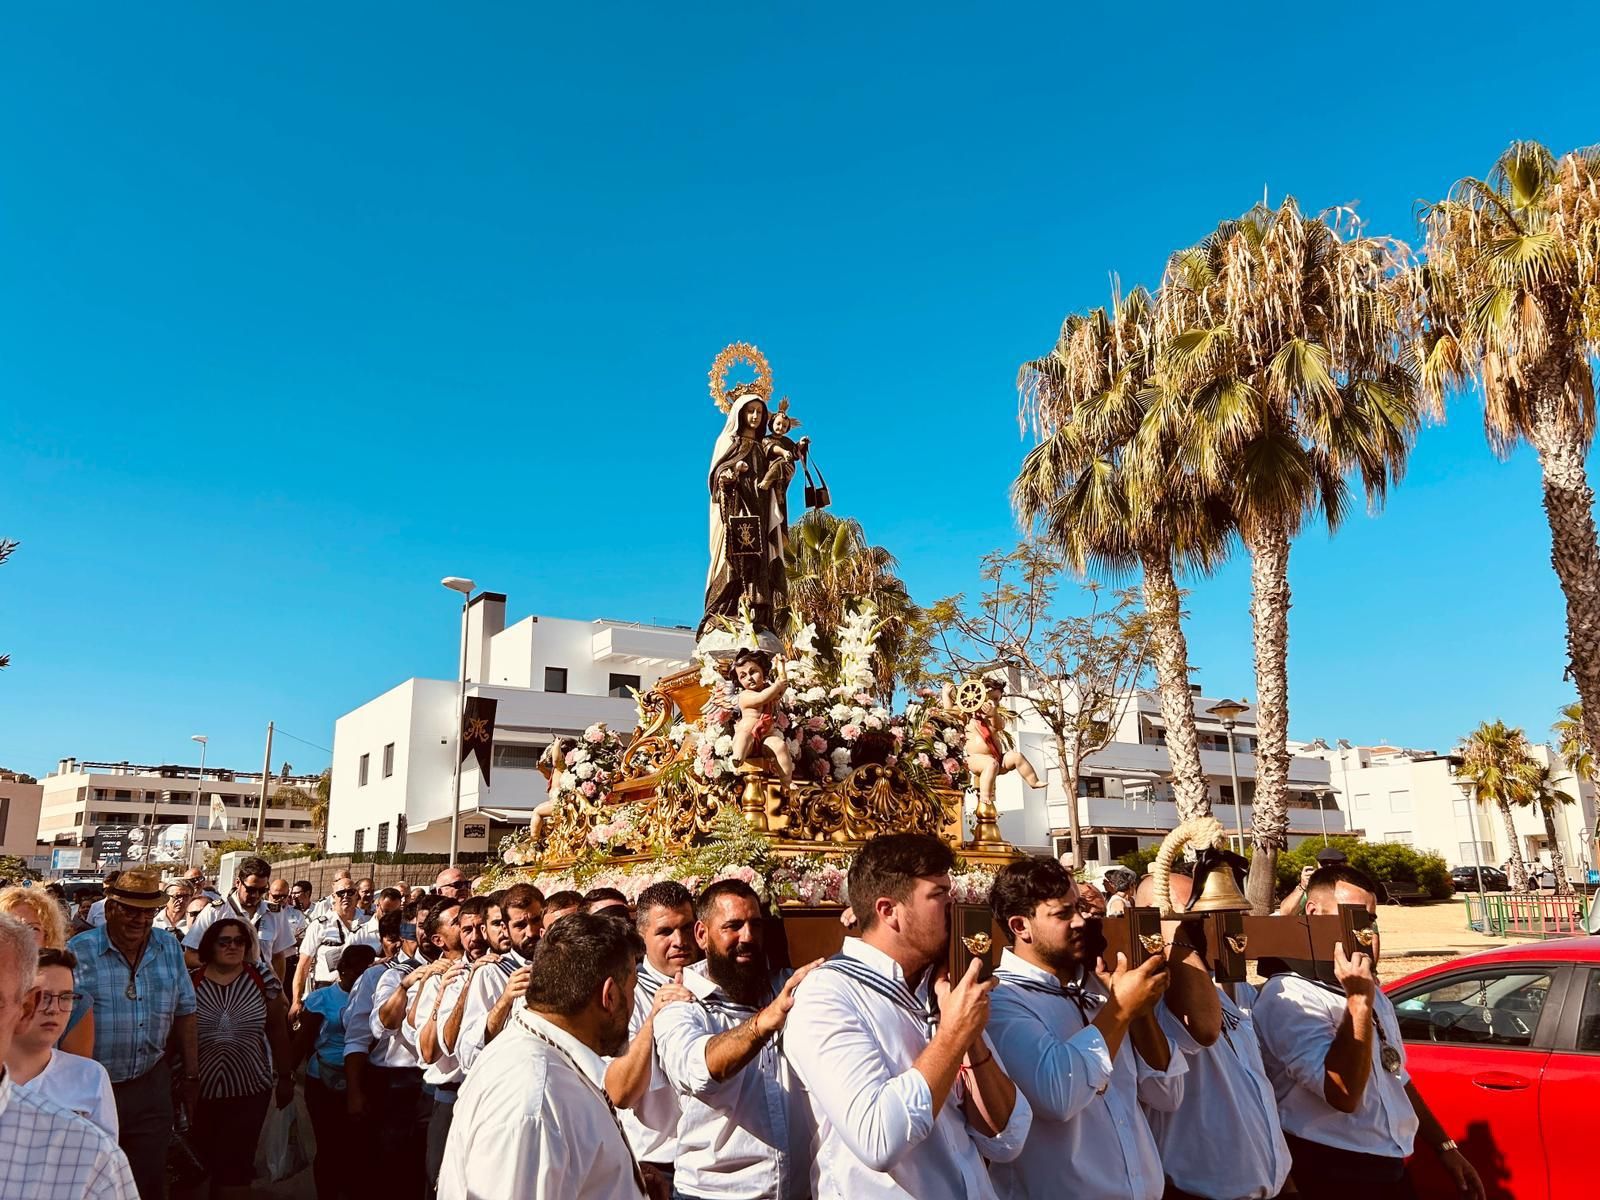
[240,884,266,896]
[213,935,248,948]
[333,889,356,898]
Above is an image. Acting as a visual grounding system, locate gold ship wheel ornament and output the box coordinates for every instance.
[953,678,989,715]
[709,342,774,412]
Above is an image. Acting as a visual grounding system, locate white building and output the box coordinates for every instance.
[1313,741,1598,881]
[0,772,46,866]
[36,758,321,865]
[994,684,1346,863]
[328,597,694,857]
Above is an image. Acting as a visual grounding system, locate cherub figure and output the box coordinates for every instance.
[756,399,810,492]
[948,678,1042,809]
[730,647,793,787]
[529,737,578,847]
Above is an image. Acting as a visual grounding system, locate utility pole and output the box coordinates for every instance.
[255,721,275,852]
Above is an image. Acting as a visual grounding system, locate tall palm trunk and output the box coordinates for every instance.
[1539,803,1572,894]
[1496,800,1530,891]
[1244,522,1293,914]
[1140,552,1209,819]
[1530,402,1600,771]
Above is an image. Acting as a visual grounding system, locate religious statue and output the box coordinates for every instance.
[529,737,578,848]
[730,648,794,788]
[700,343,810,641]
[946,677,1042,843]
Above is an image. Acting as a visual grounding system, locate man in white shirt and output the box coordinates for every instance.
[1253,865,1483,1200]
[455,884,547,1073]
[152,881,194,938]
[268,878,307,990]
[985,855,1186,1200]
[308,872,354,922]
[410,898,471,1193]
[438,911,649,1200]
[655,880,820,1200]
[0,913,139,1200]
[602,881,696,1180]
[785,832,1031,1200]
[291,878,380,1013]
[1132,871,1291,1200]
[183,855,297,980]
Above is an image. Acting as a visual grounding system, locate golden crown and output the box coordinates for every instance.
[709,342,774,413]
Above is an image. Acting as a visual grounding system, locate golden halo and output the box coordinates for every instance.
[709,342,774,413]
[953,679,988,715]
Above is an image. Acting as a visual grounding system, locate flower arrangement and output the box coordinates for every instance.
[553,722,629,807]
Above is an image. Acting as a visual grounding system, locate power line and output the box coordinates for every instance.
[273,728,332,757]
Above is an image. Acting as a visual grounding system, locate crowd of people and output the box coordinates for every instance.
[0,839,1487,1200]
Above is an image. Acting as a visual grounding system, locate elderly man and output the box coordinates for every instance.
[309,871,354,921]
[152,880,193,937]
[1254,865,1483,1200]
[434,866,473,902]
[69,867,199,1200]
[292,876,381,1014]
[440,912,649,1200]
[785,833,1031,1199]
[0,914,139,1199]
[654,880,818,1200]
[184,855,297,980]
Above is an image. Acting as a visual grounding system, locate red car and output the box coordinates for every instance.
[1385,935,1599,1199]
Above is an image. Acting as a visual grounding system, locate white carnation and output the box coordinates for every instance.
[933,741,948,757]
[832,765,851,781]
[714,735,735,756]
[568,747,590,764]
[805,687,827,703]
[829,747,851,765]
[829,703,852,723]
[574,762,597,780]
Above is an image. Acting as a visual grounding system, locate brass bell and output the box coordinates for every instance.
[1188,863,1252,913]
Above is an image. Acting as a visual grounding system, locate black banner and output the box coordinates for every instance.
[460,695,498,785]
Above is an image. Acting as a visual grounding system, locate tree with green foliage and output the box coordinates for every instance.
[0,539,16,671]
[1419,142,1600,768]
[1457,719,1537,891]
[923,540,1152,865]
[1274,836,1452,901]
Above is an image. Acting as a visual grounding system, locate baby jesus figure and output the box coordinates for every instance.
[756,399,810,492]
[730,647,793,788]
[529,737,578,847]
[945,678,1042,810]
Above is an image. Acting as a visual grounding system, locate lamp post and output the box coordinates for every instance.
[187,734,209,869]
[1207,698,1250,853]
[1454,772,1489,929]
[442,576,476,869]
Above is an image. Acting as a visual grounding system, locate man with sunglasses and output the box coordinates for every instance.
[291,877,381,1018]
[182,856,298,983]
[434,866,473,900]
[153,881,194,937]
[68,866,199,1200]
[270,877,308,990]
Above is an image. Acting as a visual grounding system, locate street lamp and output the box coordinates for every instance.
[442,577,476,868]
[187,734,209,869]
[1453,771,1489,927]
[1206,698,1250,852]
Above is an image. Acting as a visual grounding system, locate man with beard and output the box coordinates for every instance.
[653,880,819,1200]
[985,855,1184,1200]
[184,855,298,981]
[785,833,1031,1200]
[603,881,697,1183]
[411,898,474,1193]
[438,912,650,1200]
[1130,870,1291,1200]
[1253,865,1483,1200]
[455,885,547,1072]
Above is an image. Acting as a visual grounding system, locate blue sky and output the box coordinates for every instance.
[3,5,1599,780]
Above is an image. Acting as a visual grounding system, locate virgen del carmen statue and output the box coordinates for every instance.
[489,343,1030,957]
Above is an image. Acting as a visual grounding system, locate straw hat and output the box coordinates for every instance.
[104,867,167,910]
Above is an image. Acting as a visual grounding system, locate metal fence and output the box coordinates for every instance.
[1463,891,1592,938]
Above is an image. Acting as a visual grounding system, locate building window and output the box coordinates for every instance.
[1389,789,1412,812]
[1353,792,1371,810]
[383,743,395,779]
[492,745,544,771]
[377,822,389,852]
[1386,831,1414,845]
[544,667,569,694]
[1076,776,1106,798]
[359,754,370,787]
[1107,835,1141,859]
[353,828,365,853]
[608,672,642,698]
[1459,840,1494,863]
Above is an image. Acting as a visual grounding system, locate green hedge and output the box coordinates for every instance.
[1275,837,1452,901]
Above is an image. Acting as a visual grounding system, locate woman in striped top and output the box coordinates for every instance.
[191,916,294,1198]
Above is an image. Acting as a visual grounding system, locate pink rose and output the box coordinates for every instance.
[841,724,862,742]
[917,752,932,768]
[809,735,828,754]
[585,729,605,744]
[581,781,598,796]
[855,692,873,706]
[806,715,826,732]
[943,757,960,776]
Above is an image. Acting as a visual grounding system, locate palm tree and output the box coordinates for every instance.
[1458,719,1535,891]
[1156,199,1423,912]
[786,510,920,700]
[1016,286,1234,822]
[1420,141,1600,764]
[1553,701,1594,784]
[1517,762,1576,895]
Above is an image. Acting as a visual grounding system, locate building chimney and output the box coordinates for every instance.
[464,592,507,684]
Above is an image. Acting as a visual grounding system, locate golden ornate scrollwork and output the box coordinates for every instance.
[785,764,947,845]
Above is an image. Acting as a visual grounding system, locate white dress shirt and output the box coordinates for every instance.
[344,959,419,1068]
[987,948,1186,1200]
[369,959,425,1065]
[455,950,531,1072]
[0,1070,138,1200]
[299,913,381,986]
[17,1051,119,1138]
[1253,972,1418,1159]
[654,961,809,1200]
[1147,981,1291,1200]
[185,894,298,968]
[784,937,1032,1200]
[87,900,107,928]
[438,1008,645,1200]
[409,971,467,1089]
[611,958,683,1165]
